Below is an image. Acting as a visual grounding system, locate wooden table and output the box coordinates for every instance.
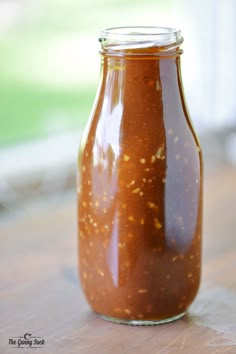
[1,165,236,354]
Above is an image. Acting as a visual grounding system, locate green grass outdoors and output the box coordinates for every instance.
[0,0,171,147]
[0,79,94,146]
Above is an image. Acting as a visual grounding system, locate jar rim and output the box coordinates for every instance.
[99,26,183,46]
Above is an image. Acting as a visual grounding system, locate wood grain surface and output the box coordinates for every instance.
[0,165,236,354]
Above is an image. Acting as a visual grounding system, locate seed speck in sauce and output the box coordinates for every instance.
[138,289,148,294]
[154,218,162,230]
[123,154,130,162]
[132,188,141,194]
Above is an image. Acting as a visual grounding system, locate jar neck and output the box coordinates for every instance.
[99,54,185,115]
[100,46,183,59]
[99,26,183,58]
[98,27,185,110]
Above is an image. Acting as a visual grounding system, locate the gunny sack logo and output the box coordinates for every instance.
[8,333,45,349]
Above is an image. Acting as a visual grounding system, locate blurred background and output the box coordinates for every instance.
[0,0,236,222]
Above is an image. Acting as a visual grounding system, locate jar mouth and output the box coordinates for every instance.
[99,26,183,51]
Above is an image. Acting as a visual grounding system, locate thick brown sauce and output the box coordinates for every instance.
[78,45,203,321]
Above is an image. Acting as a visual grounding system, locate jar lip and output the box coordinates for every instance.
[100,26,182,46]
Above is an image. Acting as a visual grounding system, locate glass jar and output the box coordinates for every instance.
[77,27,203,325]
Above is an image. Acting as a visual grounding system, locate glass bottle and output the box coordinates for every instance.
[77,27,203,325]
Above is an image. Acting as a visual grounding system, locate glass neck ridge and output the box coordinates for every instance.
[99,26,184,57]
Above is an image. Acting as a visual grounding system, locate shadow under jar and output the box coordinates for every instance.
[77,26,203,325]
